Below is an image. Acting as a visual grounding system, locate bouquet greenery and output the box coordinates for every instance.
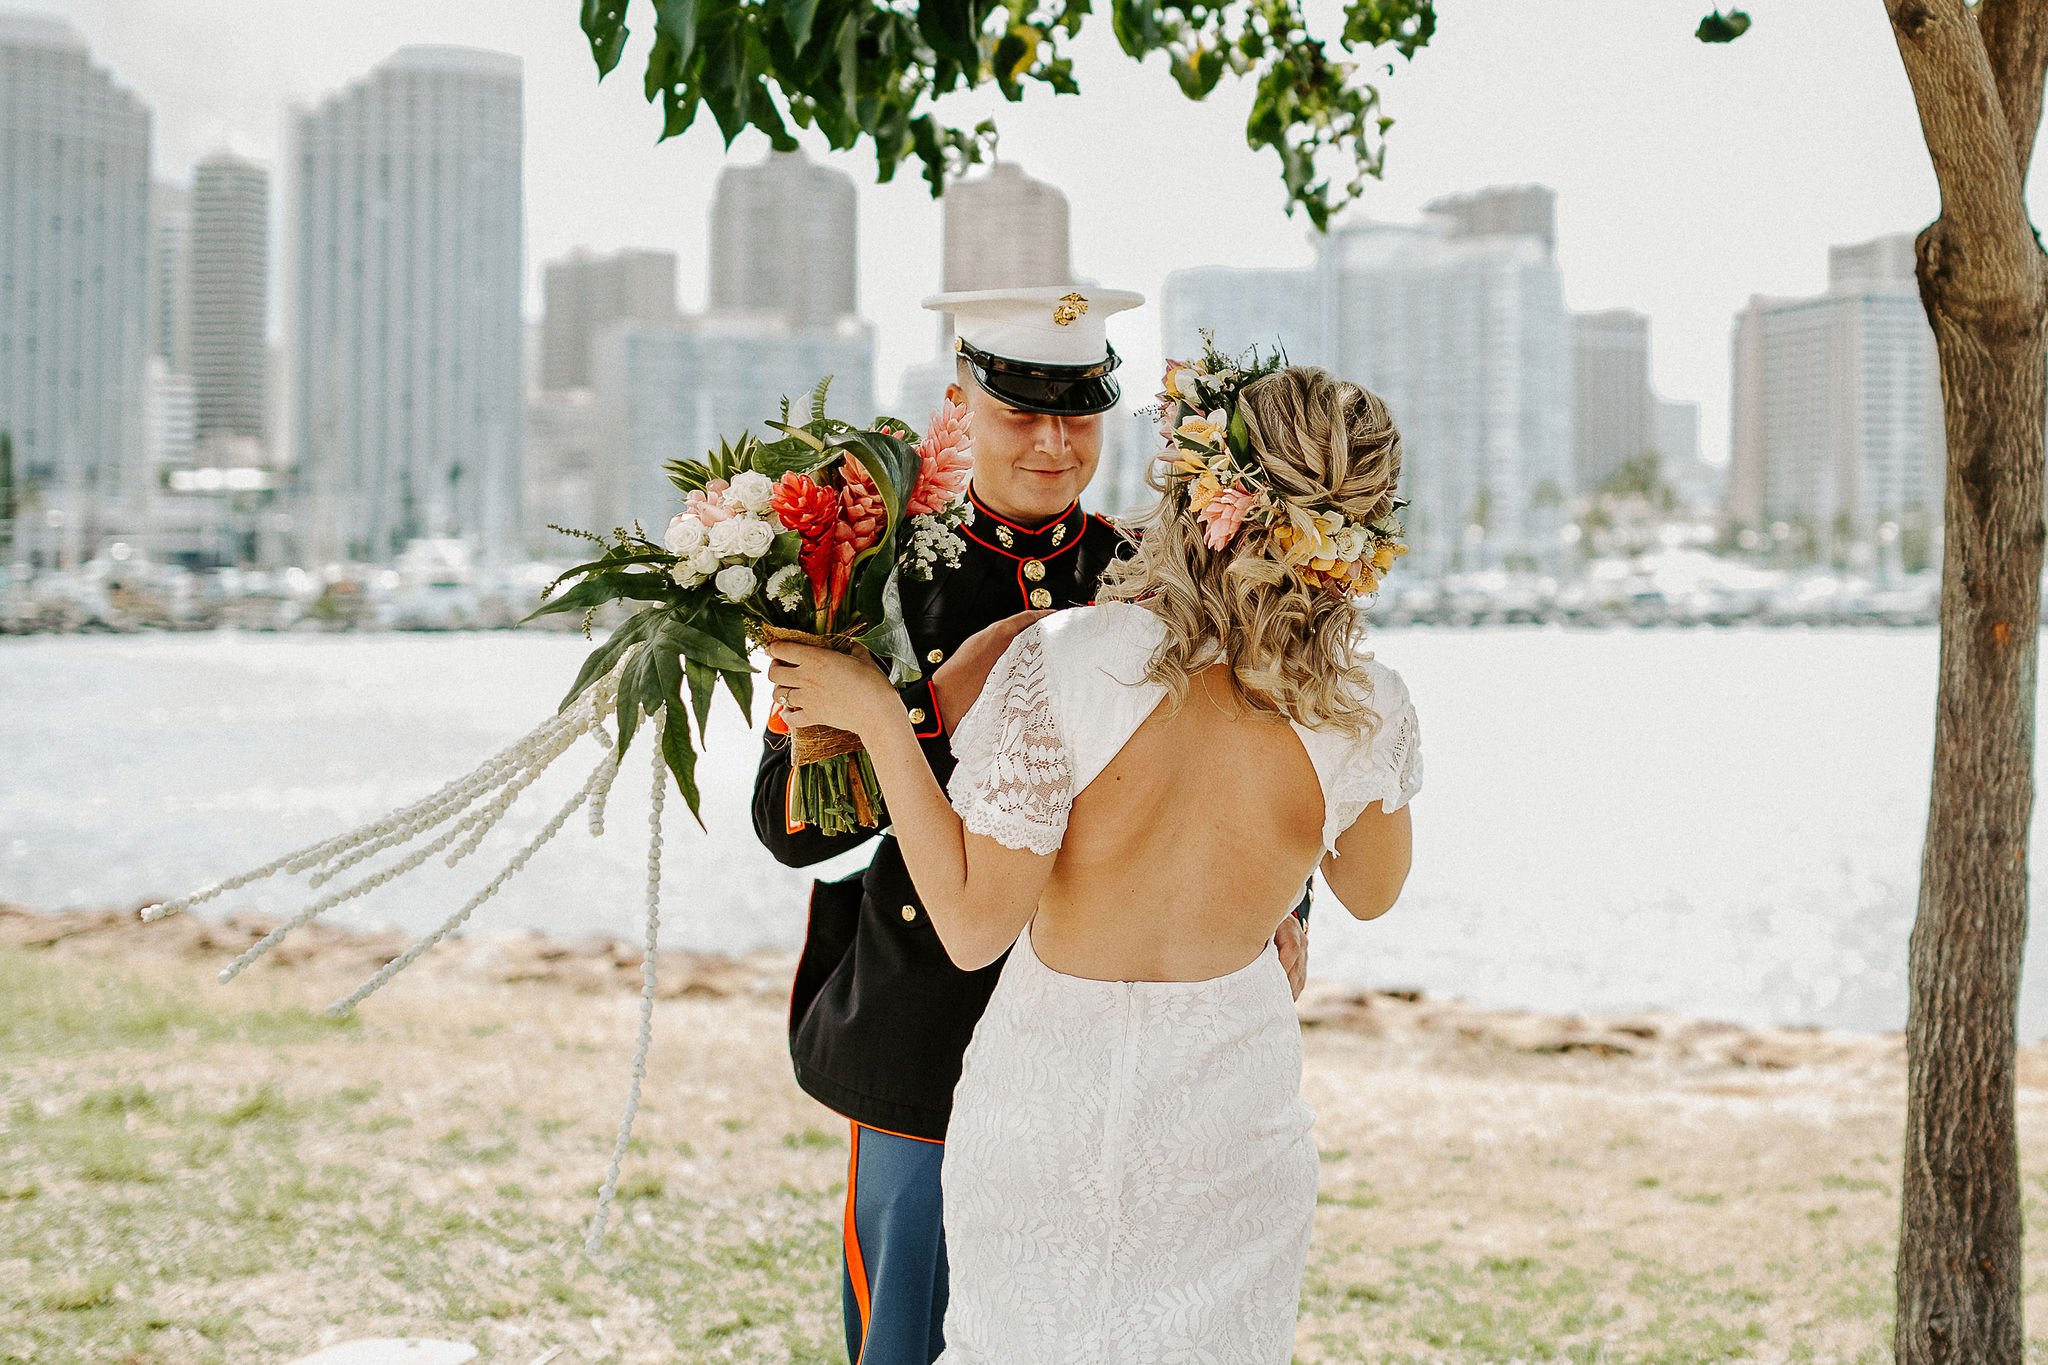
[524,378,973,835]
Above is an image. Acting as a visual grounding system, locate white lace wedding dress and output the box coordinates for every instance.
[931,600,1423,1365]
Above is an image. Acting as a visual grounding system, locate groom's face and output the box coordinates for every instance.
[947,372,1103,523]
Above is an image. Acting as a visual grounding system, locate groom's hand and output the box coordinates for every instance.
[929,609,1054,732]
[1274,916,1307,1001]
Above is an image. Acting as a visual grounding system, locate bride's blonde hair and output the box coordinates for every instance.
[1096,365,1404,737]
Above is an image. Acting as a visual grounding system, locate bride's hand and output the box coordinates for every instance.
[765,641,901,737]
[1274,915,1307,1001]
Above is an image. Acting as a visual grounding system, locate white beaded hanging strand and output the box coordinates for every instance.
[141,671,618,922]
[212,701,605,986]
[585,721,621,838]
[583,709,667,1256]
[193,673,623,981]
[323,729,630,1017]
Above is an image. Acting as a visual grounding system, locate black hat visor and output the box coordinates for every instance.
[959,338,1123,416]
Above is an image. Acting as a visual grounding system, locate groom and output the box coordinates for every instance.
[750,284,1312,1365]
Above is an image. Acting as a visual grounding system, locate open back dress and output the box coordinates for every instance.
[930,600,1423,1364]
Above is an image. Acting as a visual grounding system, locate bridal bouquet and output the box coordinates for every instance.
[526,378,974,836]
[140,378,972,1256]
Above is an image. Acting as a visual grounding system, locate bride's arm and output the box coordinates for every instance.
[765,641,1055,971]
[860,717,1056,969]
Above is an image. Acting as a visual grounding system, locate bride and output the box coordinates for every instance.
[766,359,1423,1363]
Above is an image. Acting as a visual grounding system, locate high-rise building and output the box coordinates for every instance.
[896,159,1077,413]
[1163,194,1575,575]
[1158,265,1322,368]
[1727,232,1944,555]
[591,314,875,538]
[540,247,678,392]
[145,357,195,469]
[285,46,525,563]
[1570,309,1654,493]
[1422,184,1558,256]
[0,13,152,567]
[708,149,857,327]
[189,150,267,442]
[148,180,190,371]
[942,160,1071,294]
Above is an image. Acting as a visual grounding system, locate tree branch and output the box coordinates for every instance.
[1885,0,2040,289]
[1976,0,2048,184]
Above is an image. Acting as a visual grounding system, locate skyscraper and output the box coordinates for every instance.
[896,159,1076,414]
[1570,309,1654,493]
[1727,232,1945,559]
[591,315,875,538]
[708,148,857,327]
[148,180,190,372]
[540,247,678,392]
[1163,193,1576,576]
[941,160,1071,294]
[189,150,268,443]
[0,12,152,566]
[286,45,524,563]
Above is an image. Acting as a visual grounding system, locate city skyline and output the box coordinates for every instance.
[19,0,2012,475]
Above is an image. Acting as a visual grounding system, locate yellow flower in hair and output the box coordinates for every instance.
[1175,411,1229,451]
[1186,471,1227,513]
[1279,503,1345,568]
[1162,361,1202,404]
[1371,541,1404,573]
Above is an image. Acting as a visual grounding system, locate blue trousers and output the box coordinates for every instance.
[841,1118,950,1364]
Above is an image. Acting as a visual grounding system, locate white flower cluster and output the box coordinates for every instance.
[902,502,972,581]
[664,468,783,602]
[766,563,807,611]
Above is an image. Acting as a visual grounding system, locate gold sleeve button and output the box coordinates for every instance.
[900,905,918,921]
[927,648,945,664]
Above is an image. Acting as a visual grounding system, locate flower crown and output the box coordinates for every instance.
[1147,328,1410,598]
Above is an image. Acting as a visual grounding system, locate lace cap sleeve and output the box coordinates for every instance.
[1323,666,1423,855]
[945,625,1072,855]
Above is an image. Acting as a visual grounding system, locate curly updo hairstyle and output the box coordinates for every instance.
[1095,364,1405,737]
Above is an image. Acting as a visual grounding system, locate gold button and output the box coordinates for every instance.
[908,707,927,724]
[900,905,918,922]
[1029,588,1052,609]
[927,648,945,664]
[1023,559,1046,582]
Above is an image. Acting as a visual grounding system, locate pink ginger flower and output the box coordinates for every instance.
[685,477,737,525]
[1197,485,1261,551]
[909,399,974,515]
[829,457,886,610]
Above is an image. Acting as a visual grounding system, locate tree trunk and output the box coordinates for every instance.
[1885,3,2048,1359]
[1896,219,2046,1364]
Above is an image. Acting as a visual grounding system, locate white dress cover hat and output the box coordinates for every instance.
[921,285,1145,416]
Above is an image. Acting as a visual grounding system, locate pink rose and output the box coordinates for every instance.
[685,477,736,525]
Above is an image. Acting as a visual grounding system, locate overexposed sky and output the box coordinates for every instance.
[29,0,2039,467]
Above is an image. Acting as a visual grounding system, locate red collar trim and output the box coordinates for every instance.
[967,488,1080,534]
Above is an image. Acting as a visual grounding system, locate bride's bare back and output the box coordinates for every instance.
[1035,663,1330,982]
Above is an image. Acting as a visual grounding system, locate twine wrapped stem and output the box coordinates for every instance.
[758,622,884,830]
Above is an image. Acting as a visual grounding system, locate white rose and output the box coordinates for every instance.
[663,514,707,556]
[727,469,775,515]
[714,564,757,602]
[669,562,707,589]
[735,517,776,558]
[688,546,723,575]
[707,517,750,557]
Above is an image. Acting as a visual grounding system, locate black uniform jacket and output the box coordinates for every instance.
[750,487,1307,1139]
